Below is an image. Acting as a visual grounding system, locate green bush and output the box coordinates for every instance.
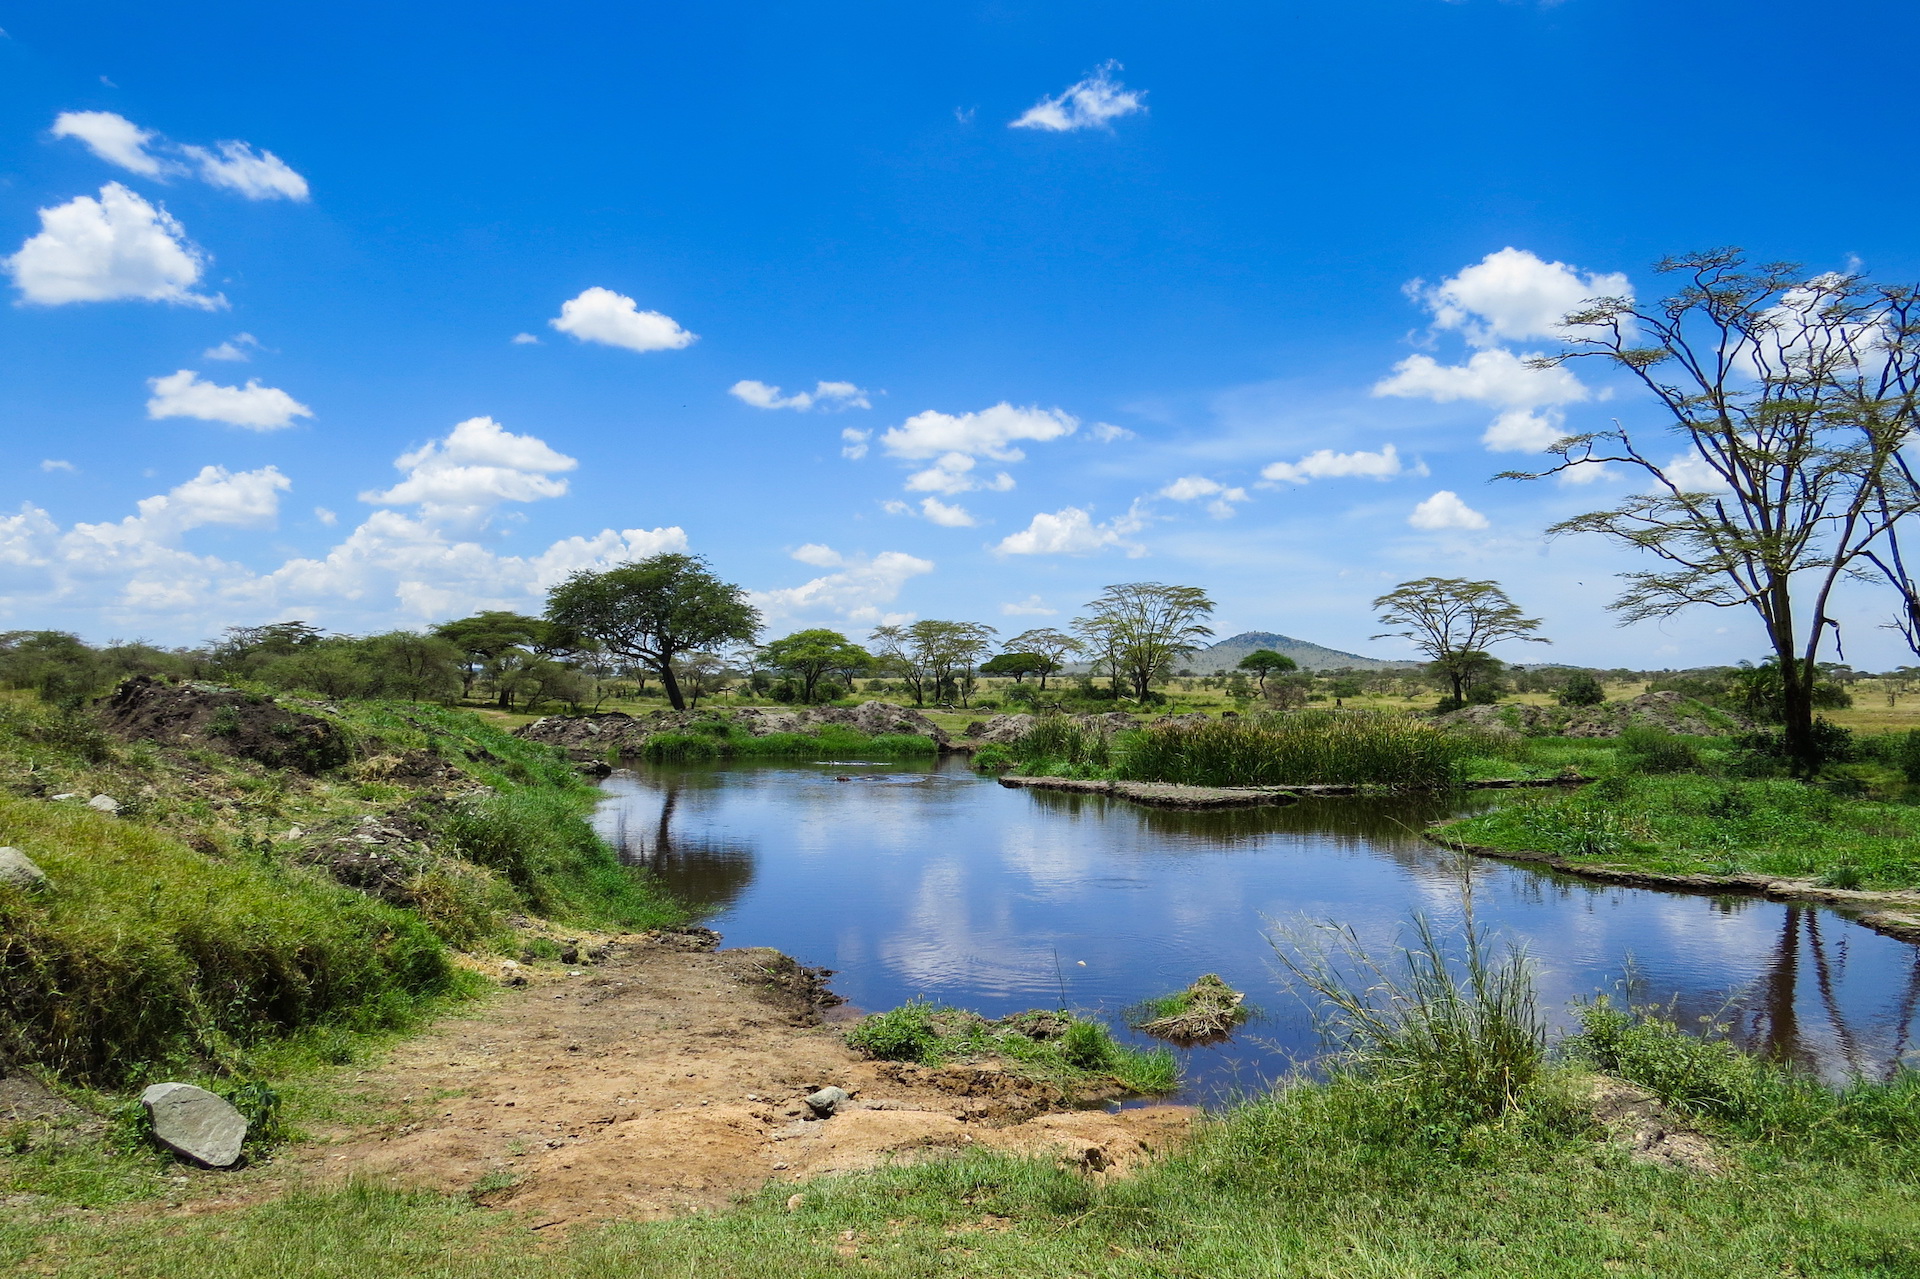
[1616,725,1702,773]
[1119,711,1472,789]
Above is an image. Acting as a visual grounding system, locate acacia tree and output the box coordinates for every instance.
[870,620,997,706]
[1237,649,1298,692]
[760,629,872,704]
[1075,583,1215,702]
[1507,250,1920,772]
[1371,578,1547,704]
[545,554,760,711]
[1005,628,1082,691]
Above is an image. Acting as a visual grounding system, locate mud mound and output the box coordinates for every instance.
[1437,691,1746,739]
[95,678,352,773]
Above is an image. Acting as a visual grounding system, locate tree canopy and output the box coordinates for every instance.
[1372,577,1546,704]
[760,629,873,704]
[1076,582,1214,701]
[545,554,760,711]
[1236,649,1298,690]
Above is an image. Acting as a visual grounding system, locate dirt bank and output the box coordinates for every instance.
[997,774,1581,809]
[280,931,1192,1227]
[1425,824,1920,946]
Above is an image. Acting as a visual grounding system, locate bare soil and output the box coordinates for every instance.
[280,931,1192,1228]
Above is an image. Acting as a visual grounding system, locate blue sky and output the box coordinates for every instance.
[3,1,1917,667]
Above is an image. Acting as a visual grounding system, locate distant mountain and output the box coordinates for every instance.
[1181,632,1415,674]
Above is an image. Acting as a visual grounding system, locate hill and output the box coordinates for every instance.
[1182,631,1415,673]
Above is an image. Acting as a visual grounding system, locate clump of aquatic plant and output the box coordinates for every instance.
[1128,973,1250,1044]
[1272,912,1546,1125]
[644,724,937,762]
[844,999,1176,1096]
[1120,710,1474,789]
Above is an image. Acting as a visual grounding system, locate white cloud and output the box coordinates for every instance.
[1000,595,1057,616]
[1413,247,1631,347]
[730,379,871,411]
[994,503,1146,556]
[314,506,339,526]
[511,332,541,345]
[1480,409,1568,453]
[202,332,261,361]
[1090,422,1134,443]
[903,452,1015,495]
[748,547,935,627]
[881,403,1077,461]
[1260,443,1423,484]
[40,459,75,474]
[51,111,165,176]
[1407,490,1489,531]
[5,183,220,308]
[181,140,309,201]
[146,369,313,431]
[1662,452,1731,493]
[1010,61,1146,132]
[549,286,695,353]
[917,497,978,527]
[1157,475,1250,518]
[840,428,872,460]
[1373,348,1589,410]
[360,416,577,524]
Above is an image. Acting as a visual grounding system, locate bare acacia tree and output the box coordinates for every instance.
[1505,250,1920,772]
[1004,628,1083,691]
[1075,583,1215,702]
[1371,578,1547,704]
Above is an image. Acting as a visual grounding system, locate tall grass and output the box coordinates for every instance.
[1272,911,1546,1125]
[1123,711,1475,788]
[0,798,453,1086]
[643,722,937,762]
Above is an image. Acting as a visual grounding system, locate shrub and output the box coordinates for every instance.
[1556,671,1605,707]
[1616,725,1702,773]
[1117,711,1472,789]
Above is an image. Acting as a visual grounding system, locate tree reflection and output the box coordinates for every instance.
[603,774,756,913]
[1733,904,1920,1080]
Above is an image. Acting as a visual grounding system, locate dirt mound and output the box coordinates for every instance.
[95,678,352,773]
[1436,691,1746,739]
[516,701,950,757]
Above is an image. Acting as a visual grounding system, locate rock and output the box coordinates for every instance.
[971,713,1036,745]
[87,794,121,814]
[139,1083,248,1168]
[805,1086,851,1117]
[0,847,49,891]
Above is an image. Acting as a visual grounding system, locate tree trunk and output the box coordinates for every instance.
[1779,657,1818,777]
[659,660,687,711]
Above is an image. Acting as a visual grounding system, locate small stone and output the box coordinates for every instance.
[0,848,49,892]
[804,1086,850,1117]
[49,793,78,801]
[500,959,520,970]
[786,1193,805,1211]
[140,1083,248,1168]
[87,794,121,814]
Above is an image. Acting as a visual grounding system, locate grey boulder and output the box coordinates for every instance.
[140,1082,248,1168]
[805,1086,851,1117]
[0,847,48,891]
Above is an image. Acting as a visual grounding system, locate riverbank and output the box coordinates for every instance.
[997,772,1582,809]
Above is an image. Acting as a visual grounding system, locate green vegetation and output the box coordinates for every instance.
[994,710,1479,789]
[1126,973,1249,1043]
[843,1000,1177,1096]
[641,720,938,762]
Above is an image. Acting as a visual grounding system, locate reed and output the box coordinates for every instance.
[1120,710,1472,789]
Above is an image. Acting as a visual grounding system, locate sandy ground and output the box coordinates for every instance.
[283,931,1193,1228]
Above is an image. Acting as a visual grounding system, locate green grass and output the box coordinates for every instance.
[844,1000,1178,1096]
[1446,772,1920,888]
[643,722,937,762]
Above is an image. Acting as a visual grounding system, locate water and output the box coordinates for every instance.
[593,756,1920,1102]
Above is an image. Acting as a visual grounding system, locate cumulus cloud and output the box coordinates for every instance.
[50,111,310,200]
[1412,247,1631,347]
[1662,452,1731,493]
[881,403,1077,461]
[1480,409,1568,453]
[511,332,541,345]
[919,497,978,527]
[1010,61,1146,132]
[360,416,577,525]
[51,111,165,175]
[202,333,261,361]
[747,545,935,627]
[1157,476,1250,518]
[181,141,310,201]
[1373,348,1588,410]
[549,287,696,353]
[840,428,872,460]
[1090,422,1134,443]
[903,452,1015,495]
[729,379,871,411]
[146,369,313,431]
[1407,490,1489,531]
[994,503,1146,556]
[1000,595,1057,616]
[40,459,76,473]
[1260,443,1423,485]
[5,184,220,307]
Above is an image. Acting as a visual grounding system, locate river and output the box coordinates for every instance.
[592,756,1920,1102]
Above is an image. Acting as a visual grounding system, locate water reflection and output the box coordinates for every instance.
[593,757,1920,1099]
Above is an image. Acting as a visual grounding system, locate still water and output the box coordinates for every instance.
[593,756,1920,1102]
